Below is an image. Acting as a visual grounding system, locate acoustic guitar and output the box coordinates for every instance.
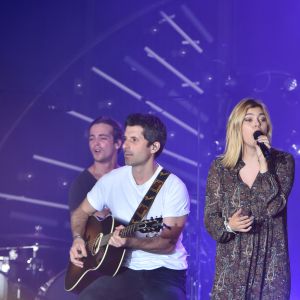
[64,215,163,293]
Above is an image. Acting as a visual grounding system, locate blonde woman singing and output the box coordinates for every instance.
[204,98,294,299]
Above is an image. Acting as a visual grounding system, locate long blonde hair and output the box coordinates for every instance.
[221,98,272,169]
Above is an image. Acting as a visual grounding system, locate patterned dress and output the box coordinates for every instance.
[204,149,295,300]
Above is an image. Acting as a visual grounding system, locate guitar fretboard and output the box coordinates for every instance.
[87,222,140,253]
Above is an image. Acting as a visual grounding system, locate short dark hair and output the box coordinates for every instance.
[89,116,123,142]
[125,113,167,158]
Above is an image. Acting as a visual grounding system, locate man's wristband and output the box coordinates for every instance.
[73,234,84,240]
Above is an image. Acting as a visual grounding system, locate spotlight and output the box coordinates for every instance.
[203,73,214,83]
[97,99,114,109]
[179,48,188,57]
[74,78,84,95]
[286,130,300,157]
[290,143,300,157]
[149,26,159,35]
[214,140,223,153]
[283,77,297,92]
[171,47,189,58]
[106,100,113,107]
[197,133,204,140]
[48,104,56,110]
[17,171,34,182]
[0,257,10,273]
[169,131,176,139]
[26,173,33,180]
[58,177,68,189]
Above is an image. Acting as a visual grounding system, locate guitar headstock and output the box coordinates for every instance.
[137,217,163,233]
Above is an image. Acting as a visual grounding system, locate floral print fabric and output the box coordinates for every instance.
[204,149,295,300]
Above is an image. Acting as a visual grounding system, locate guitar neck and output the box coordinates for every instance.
[119,222,140,238]
[96,222,139,248]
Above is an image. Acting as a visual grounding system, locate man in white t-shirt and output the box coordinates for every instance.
[69,113,190,300]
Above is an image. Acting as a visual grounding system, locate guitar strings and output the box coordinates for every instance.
[85,218,161,253]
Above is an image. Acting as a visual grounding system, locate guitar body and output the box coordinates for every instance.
[64,215,126,294]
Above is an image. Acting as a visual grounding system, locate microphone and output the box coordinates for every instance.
[253,130,271,160]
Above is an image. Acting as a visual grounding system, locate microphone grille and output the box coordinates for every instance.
[253,130,263,140]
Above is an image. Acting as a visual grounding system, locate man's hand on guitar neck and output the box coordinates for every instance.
[70,236,87,268]
[109,225,127,248]
[108,215,188,254]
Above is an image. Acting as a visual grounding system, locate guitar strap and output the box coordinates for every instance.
[129,168,170,224]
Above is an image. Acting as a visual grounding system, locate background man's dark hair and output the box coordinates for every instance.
[125,113,167,158]
[89,116,123,143]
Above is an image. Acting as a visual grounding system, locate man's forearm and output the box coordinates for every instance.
[109,216,187,254]
[126,235,177,254]
[126,223,184,254]
[71,206,90,237]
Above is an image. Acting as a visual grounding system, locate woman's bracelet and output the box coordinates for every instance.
[224,220,236,234]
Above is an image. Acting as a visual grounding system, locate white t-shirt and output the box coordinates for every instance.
[87,165,190,270]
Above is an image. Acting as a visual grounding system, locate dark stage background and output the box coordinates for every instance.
[0,1,299,299]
